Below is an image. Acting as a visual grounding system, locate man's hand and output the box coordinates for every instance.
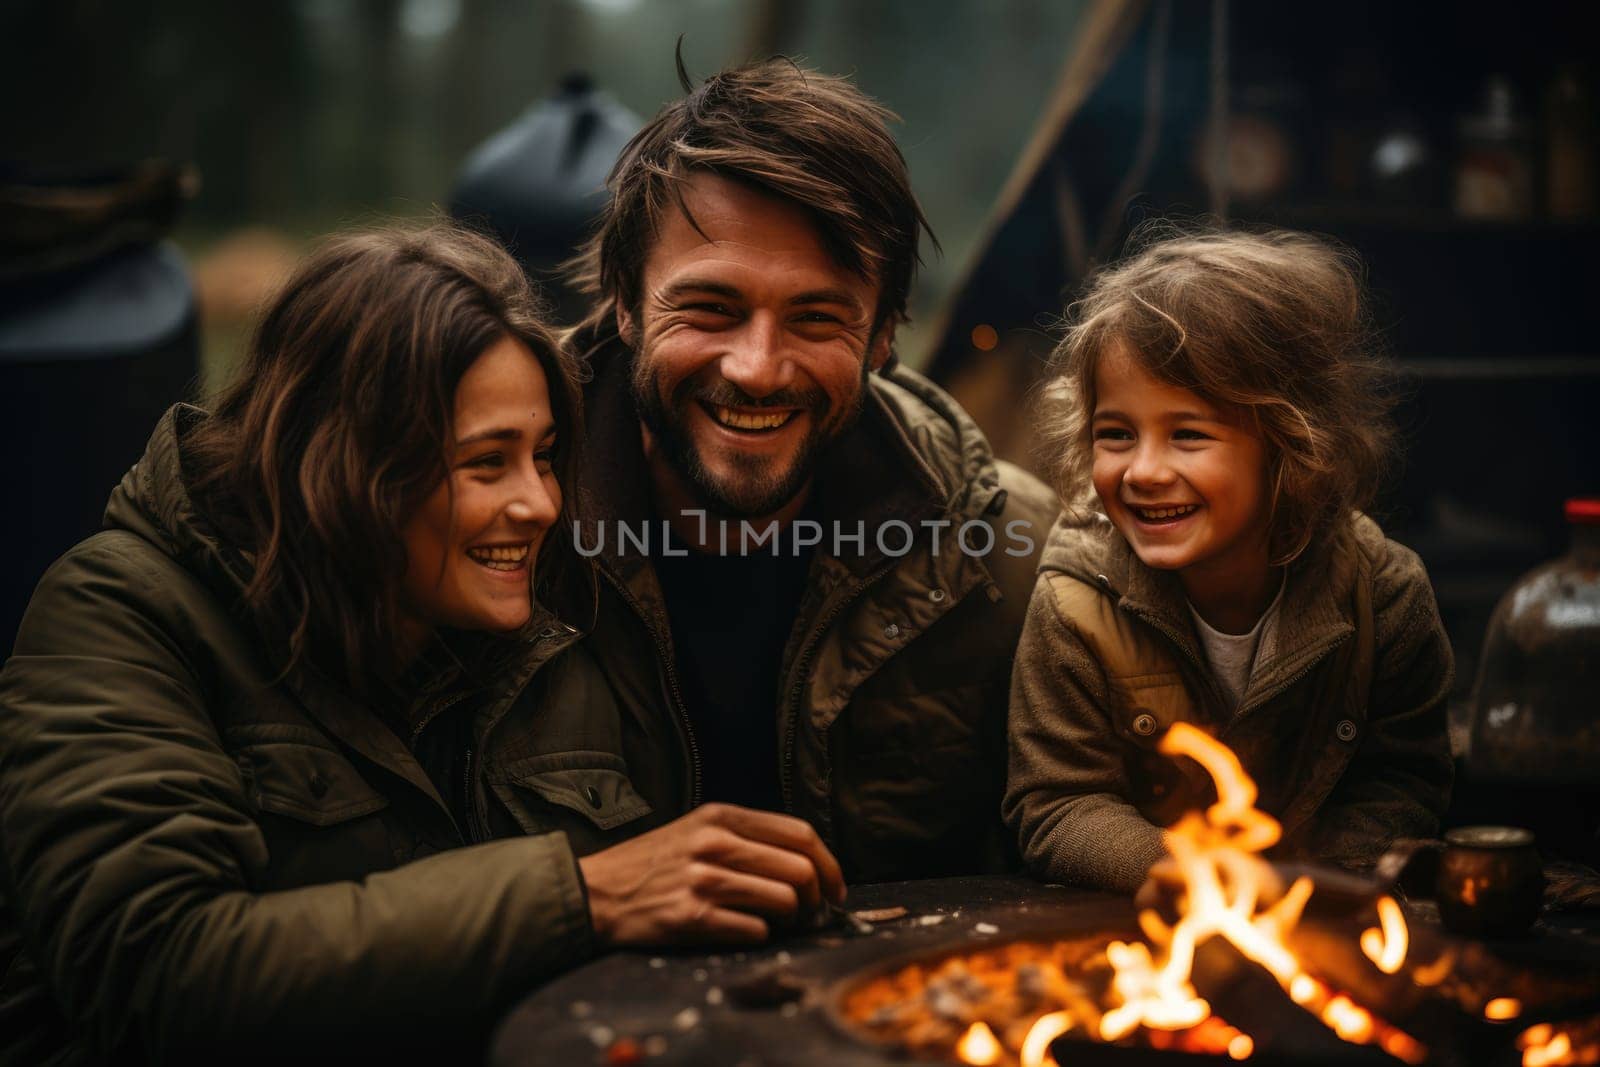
[576,803,847,946]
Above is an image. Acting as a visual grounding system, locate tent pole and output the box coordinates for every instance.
[1209,0,1231,221]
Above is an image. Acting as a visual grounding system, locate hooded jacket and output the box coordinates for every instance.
[1005,511,1454,892]
[0,406,599,1065]
[543,348,1059,881]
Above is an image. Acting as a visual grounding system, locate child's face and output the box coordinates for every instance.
[1090,345,1272,595]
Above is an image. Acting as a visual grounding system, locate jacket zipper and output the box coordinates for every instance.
[407,627,576,844]
[1124,601,1352,730]
[461,743,481,843]
[779,559,901,821]
[1231,631,1353,724]
[602,568,703,807]
[409,686,471,747]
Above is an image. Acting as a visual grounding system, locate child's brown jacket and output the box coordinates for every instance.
[1003,511,1454,892]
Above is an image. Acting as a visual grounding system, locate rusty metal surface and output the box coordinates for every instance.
[489,876,1132,1066]
[489,875,1600,1067]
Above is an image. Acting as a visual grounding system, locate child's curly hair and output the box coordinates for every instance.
[1036,224,1398,565]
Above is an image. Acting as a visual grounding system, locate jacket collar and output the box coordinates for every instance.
[103,403,583,822]
[1041,512,1355,686]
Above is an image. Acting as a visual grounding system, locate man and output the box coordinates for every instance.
[541,57,1056,911]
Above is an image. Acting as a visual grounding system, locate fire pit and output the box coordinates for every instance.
[491,728,1600,1067]
[489,874,1600,1067]
[490,877,1147,1065]
[825,727,1600,1067]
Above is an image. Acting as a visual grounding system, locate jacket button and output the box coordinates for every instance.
[308,772,330,798]
[583,785,603,809]
[1132,713,1158,736]
[883,623,901,639]
[1336,720,1358,742]
[928,589,946,603]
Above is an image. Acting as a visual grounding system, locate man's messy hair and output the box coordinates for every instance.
[1036,223,1399,565]
[567,49,935,350]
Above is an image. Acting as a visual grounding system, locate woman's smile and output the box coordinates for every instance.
[466,542,533,572]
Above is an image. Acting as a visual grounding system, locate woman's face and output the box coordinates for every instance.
[399,334,562,640]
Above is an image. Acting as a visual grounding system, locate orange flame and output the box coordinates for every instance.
[1020,1011,1074,1067]
[1486,997,1524,1021]
[1519,1022,1600,1067]
[1360,896,1408,974]
[1099,724,1426,1063]
[956,1021,1002,1065]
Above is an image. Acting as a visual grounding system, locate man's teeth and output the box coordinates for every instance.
[1136,504,1199,520]
[714,405,794,431]
[468,545,529,570]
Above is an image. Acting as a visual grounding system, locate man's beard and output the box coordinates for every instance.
[629,347,868,519]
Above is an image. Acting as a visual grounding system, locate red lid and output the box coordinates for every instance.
[1567,499,1600,524]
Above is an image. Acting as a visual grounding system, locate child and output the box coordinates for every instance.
[1004,227,1454,893]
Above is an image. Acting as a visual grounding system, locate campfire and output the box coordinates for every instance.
[837,724,1599,1067]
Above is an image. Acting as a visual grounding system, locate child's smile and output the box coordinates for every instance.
[1090,345,1275,630]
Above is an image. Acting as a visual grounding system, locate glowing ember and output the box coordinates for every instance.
[1519,1019,1600,1067]
[1321,994,1374,1043]
[1360,895,1409,974]
[1486,997,1524,1021]
[1408,949,1455,987]
[956,1021,1002,1065]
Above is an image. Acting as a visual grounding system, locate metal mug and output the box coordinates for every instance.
[1436,826,1544,937]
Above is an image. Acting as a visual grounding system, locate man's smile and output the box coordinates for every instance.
[704,403,801,433]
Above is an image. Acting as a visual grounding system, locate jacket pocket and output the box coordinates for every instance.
[227,737,401,890]
[488,753,652,834]
[233,740,391,825]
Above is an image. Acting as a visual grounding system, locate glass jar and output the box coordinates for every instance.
[1468,499,1600,786]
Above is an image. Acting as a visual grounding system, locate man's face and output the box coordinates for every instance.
[621,171,890,519]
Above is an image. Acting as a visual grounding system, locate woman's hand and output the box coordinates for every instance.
[576,803,847,946]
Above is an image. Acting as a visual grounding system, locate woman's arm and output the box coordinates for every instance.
[0,540,593,1061]
[1004,573,1169,893]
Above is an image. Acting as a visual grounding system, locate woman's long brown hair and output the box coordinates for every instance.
[186,223,585,697]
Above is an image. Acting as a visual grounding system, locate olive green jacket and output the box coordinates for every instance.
[1005,511,1454,892]
[0,406,605,1065]
[540,349,1059,882]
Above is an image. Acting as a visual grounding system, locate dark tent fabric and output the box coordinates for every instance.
[917,0,1228,467]
[450,73,641,320]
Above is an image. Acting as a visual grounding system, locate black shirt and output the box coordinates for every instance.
[652,516,817,812]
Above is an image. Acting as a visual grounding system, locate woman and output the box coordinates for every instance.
[0,225,597,1064]
[0,223,846,1065]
